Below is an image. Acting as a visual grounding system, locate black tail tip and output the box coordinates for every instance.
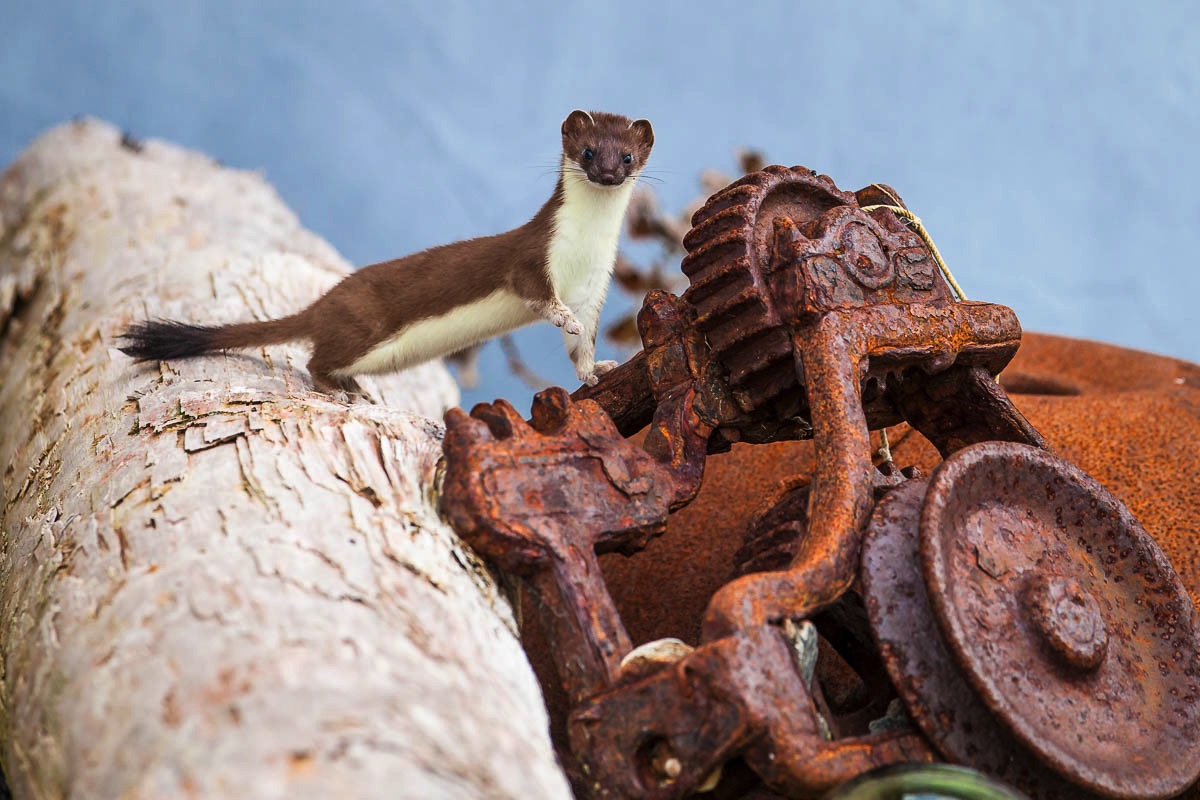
[118,319,219,361]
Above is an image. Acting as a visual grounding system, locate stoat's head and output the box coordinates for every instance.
[561,110,654,188]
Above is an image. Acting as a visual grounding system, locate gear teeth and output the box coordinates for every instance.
[701,297,775,350]
[736,359,799,407]
[682,204,755,254]
[688,183,762,231]
[680,165,853,411]
[681,230,752,280]
[722,330,794,384]
[683,254,752,300]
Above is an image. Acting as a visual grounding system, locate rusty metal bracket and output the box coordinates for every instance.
[442,389,672,703]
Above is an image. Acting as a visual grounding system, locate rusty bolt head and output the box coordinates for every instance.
[1024,575,1108,671]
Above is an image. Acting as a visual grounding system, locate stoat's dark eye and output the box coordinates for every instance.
[583,148,594,161]
[622,153,633,164]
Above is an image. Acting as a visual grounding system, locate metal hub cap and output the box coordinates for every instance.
[1024,574,1108,671]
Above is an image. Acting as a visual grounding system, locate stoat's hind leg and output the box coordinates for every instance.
[310,370,366,397]
[308,351,368,401]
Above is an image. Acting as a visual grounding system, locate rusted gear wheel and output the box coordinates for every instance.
[680,165,852,413]
[863,442,1200,799]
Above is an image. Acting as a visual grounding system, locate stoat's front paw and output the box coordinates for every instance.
[549,307,583,335]
[579,360,618,387]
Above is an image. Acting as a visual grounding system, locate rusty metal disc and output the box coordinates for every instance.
[861,479,1090,800]
[920,442,1200,798]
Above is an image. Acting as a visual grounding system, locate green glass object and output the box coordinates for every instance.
[821,764,1031,800]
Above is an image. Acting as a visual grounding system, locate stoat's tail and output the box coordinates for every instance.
[118,313,310,362]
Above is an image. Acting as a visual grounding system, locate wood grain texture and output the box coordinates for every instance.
[0,119,570,800]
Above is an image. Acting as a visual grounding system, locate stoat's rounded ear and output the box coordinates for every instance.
[562,109,594,137]
[629,118,654,149]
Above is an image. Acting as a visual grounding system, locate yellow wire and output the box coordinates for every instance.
[860,202,968,302]
[877,428,893,463]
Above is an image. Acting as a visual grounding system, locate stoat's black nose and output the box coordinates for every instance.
[595,172,622,186]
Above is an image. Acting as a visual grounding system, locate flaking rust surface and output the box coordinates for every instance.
[445,162,1199,797]
[451,164,1200,800]
[511,332,1200,778]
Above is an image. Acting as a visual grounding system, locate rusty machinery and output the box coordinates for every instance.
[439,167,1200,799]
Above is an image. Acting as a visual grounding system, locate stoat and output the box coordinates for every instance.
[119,109,654,392]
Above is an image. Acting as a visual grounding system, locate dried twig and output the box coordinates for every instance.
[499,334,551,390]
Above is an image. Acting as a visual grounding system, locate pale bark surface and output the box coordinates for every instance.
[0,120,570,799]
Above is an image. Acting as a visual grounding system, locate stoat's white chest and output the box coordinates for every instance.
[546,163,636,310]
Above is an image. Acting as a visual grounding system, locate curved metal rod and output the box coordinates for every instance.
[703,314,874,638]
[702,301,1025,640]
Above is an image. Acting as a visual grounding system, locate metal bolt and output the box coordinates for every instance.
[1025,575,1108,671]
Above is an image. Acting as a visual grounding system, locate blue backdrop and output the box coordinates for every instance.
[4,1,1197,409]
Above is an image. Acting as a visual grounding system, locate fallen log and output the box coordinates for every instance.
[0,119,570,799]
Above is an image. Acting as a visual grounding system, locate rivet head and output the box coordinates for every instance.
[1026,576,1108,671]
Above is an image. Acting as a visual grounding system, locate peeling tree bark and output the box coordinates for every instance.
[0,120,571,800]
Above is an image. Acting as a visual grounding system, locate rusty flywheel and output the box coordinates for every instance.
[863,442,1200,799]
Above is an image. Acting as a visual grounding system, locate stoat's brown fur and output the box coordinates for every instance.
[120,110,654,392]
